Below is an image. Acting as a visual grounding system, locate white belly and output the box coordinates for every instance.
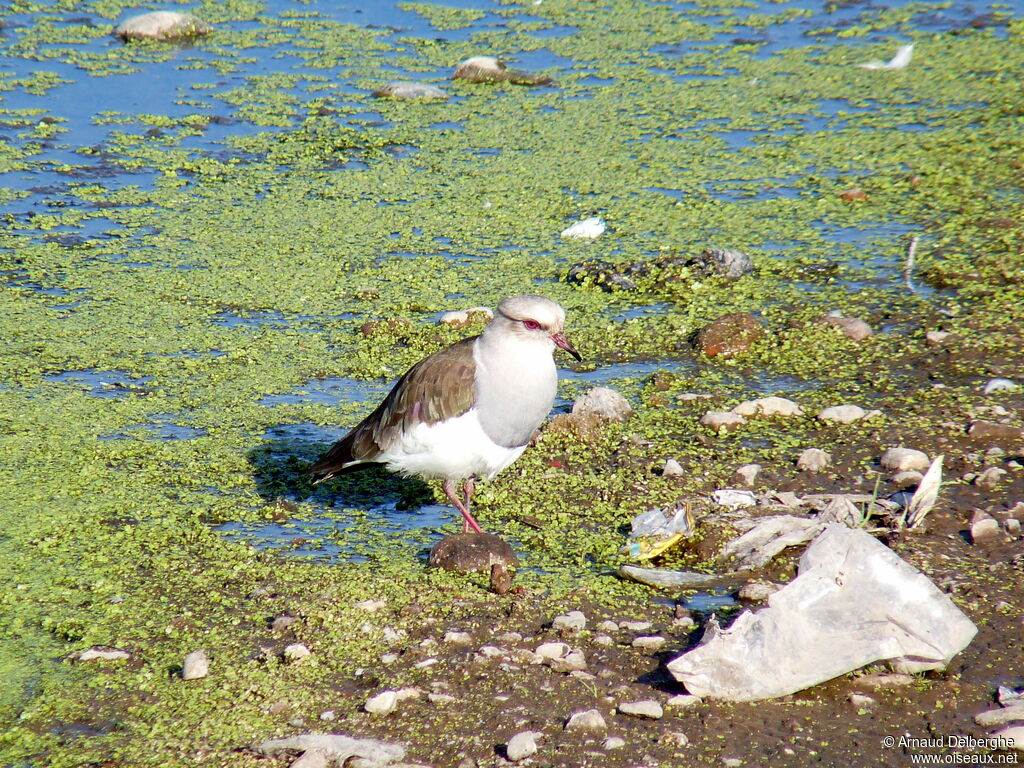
[378,409,527,481]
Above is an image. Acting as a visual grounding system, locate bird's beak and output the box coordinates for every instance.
[551,332,582,362]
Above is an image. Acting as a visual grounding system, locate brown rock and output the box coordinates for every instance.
[840,188,867,202]
[429,533,519,575]
[694,313,763,358]
[968,421,1024,441]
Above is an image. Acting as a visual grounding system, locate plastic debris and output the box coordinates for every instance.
[618,564,724,589]
[719,515,825,569]
[253,734,406,765]
[668,525,977,701]
[899,454,943,529]
[622,504,695,560]
[560,217,606,239]
[712,489,756,509]
[856,43,914,71]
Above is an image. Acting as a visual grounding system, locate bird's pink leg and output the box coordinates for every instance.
[443,478,484,534]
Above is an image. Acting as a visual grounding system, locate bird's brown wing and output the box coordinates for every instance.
[309,337,478,482]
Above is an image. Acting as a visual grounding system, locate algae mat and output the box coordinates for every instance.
[2,0,1024,765]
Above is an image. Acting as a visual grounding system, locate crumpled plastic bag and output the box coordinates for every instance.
[621,504,695,560]
[668,524,977,701]
[253,733,406,768]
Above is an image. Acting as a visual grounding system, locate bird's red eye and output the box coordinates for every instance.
[523,319,541,330]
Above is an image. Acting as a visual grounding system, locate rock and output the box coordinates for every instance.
[797,448,831,472]
[319,710,336,721]
[735,463,761,485]
[428,533,519,574]
[552,610,587,633]
[892,470,924,488]
[620,620,652,632]
[662,458,684,477]
[694,313,764,358]
[439,310,469,327]
[631,636,666,652]
[617,700,664,719]
[738,582,780,601]
[272,615,296,632]
[970,511,1000,543]
[974,704,1024,727]
[840,187,867,202]
[992,726,1024,751]
[535,642,570,660]
[849,693,876,709]
[572,387,632,423]
[452,56,553,86]
[595,620,619,633]
[975,467,1008,489]
[602,736,626,750]
[561,217,606,239]
[669,525,978,701]
[565,259,636,291]
[593,634,613,646]
[283,643,310,663]
[854,672,914,688]
[983,378,1019,394]
[731,397,803,417]
[565,708,607,733]
[182,650,209,680]
[114,11,212,41]
[968,421,1024,441]
[505,731,538,761]
[490,562,513,595]
[365,691,399,715]
[253,734,405,765]
[700,411,747,431]
[817,405,867,424]
[926,331,950,346]
[880,447,930,473]
[712,489,756,509]
[354,599,386,612]
[428,692,457,705]
[663,731,690,747]
[819,314,873,341]
[548,650,587,673]
[74,647,131,662]
[689,247,754,278]
[443,631,473,646]
[373,81,447,100]
[666,694,703,709]
[1007,518,1022,537]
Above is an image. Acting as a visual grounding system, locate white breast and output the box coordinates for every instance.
[378,408,527,481]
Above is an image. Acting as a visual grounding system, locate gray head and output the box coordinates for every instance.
[487,294,581,361]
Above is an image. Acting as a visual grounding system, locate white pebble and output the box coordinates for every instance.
[796,448,831,472]
[662,458,684,477]
[880,447,930,472]
[182,650,209,680]
[552,610,587,632]
[565,708,608,732]
[712,489,756,508]
[595,620,619,633]
[283,643,311,663]
[731,396,803,417]
[505,731,538,761]
[617,700,664,719]
[364,690,398,715]
[631,636,666,652]
[734,463,761,485]
[984,378,1019,394]
[602,736,626,750]
[817,404,867,423]
[443,631,473,646]
[666,694,703,709]
[619,620,652,632]
[700,411,747,431]
[535,642,570,659]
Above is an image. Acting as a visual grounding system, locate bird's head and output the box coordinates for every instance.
[492,294,582,361]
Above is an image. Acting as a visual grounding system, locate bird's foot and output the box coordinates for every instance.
[444,478,484,534]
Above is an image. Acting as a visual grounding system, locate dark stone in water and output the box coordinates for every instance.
[428,533,519,577]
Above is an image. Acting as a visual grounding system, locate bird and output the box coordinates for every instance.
[310,295,581,534]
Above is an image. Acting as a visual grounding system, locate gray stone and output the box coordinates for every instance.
[552,610,587,633]
[364,691,398,715]
[817,404,867,424]
[797,448,831,472]
[505,731,538,761]
[572,387,632,423]
[631,636,666,652]
[617,700,664,719]
[565,708,608,733]
[666,694,703,709]
[735,463,761,485]
[443,631,473,646]
[114,11,212,41]
[283,643,311,663]
[535,642,569,660]
[662,458,684,477]
[731,397,803,417]
[700,411,747,431]
[880,447,930,472]
[254,734,405,765]
[974,704,1024,727]
[602,736,626,750]
[373,81,447,100]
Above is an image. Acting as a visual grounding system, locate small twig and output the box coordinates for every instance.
[903,235,920,294]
